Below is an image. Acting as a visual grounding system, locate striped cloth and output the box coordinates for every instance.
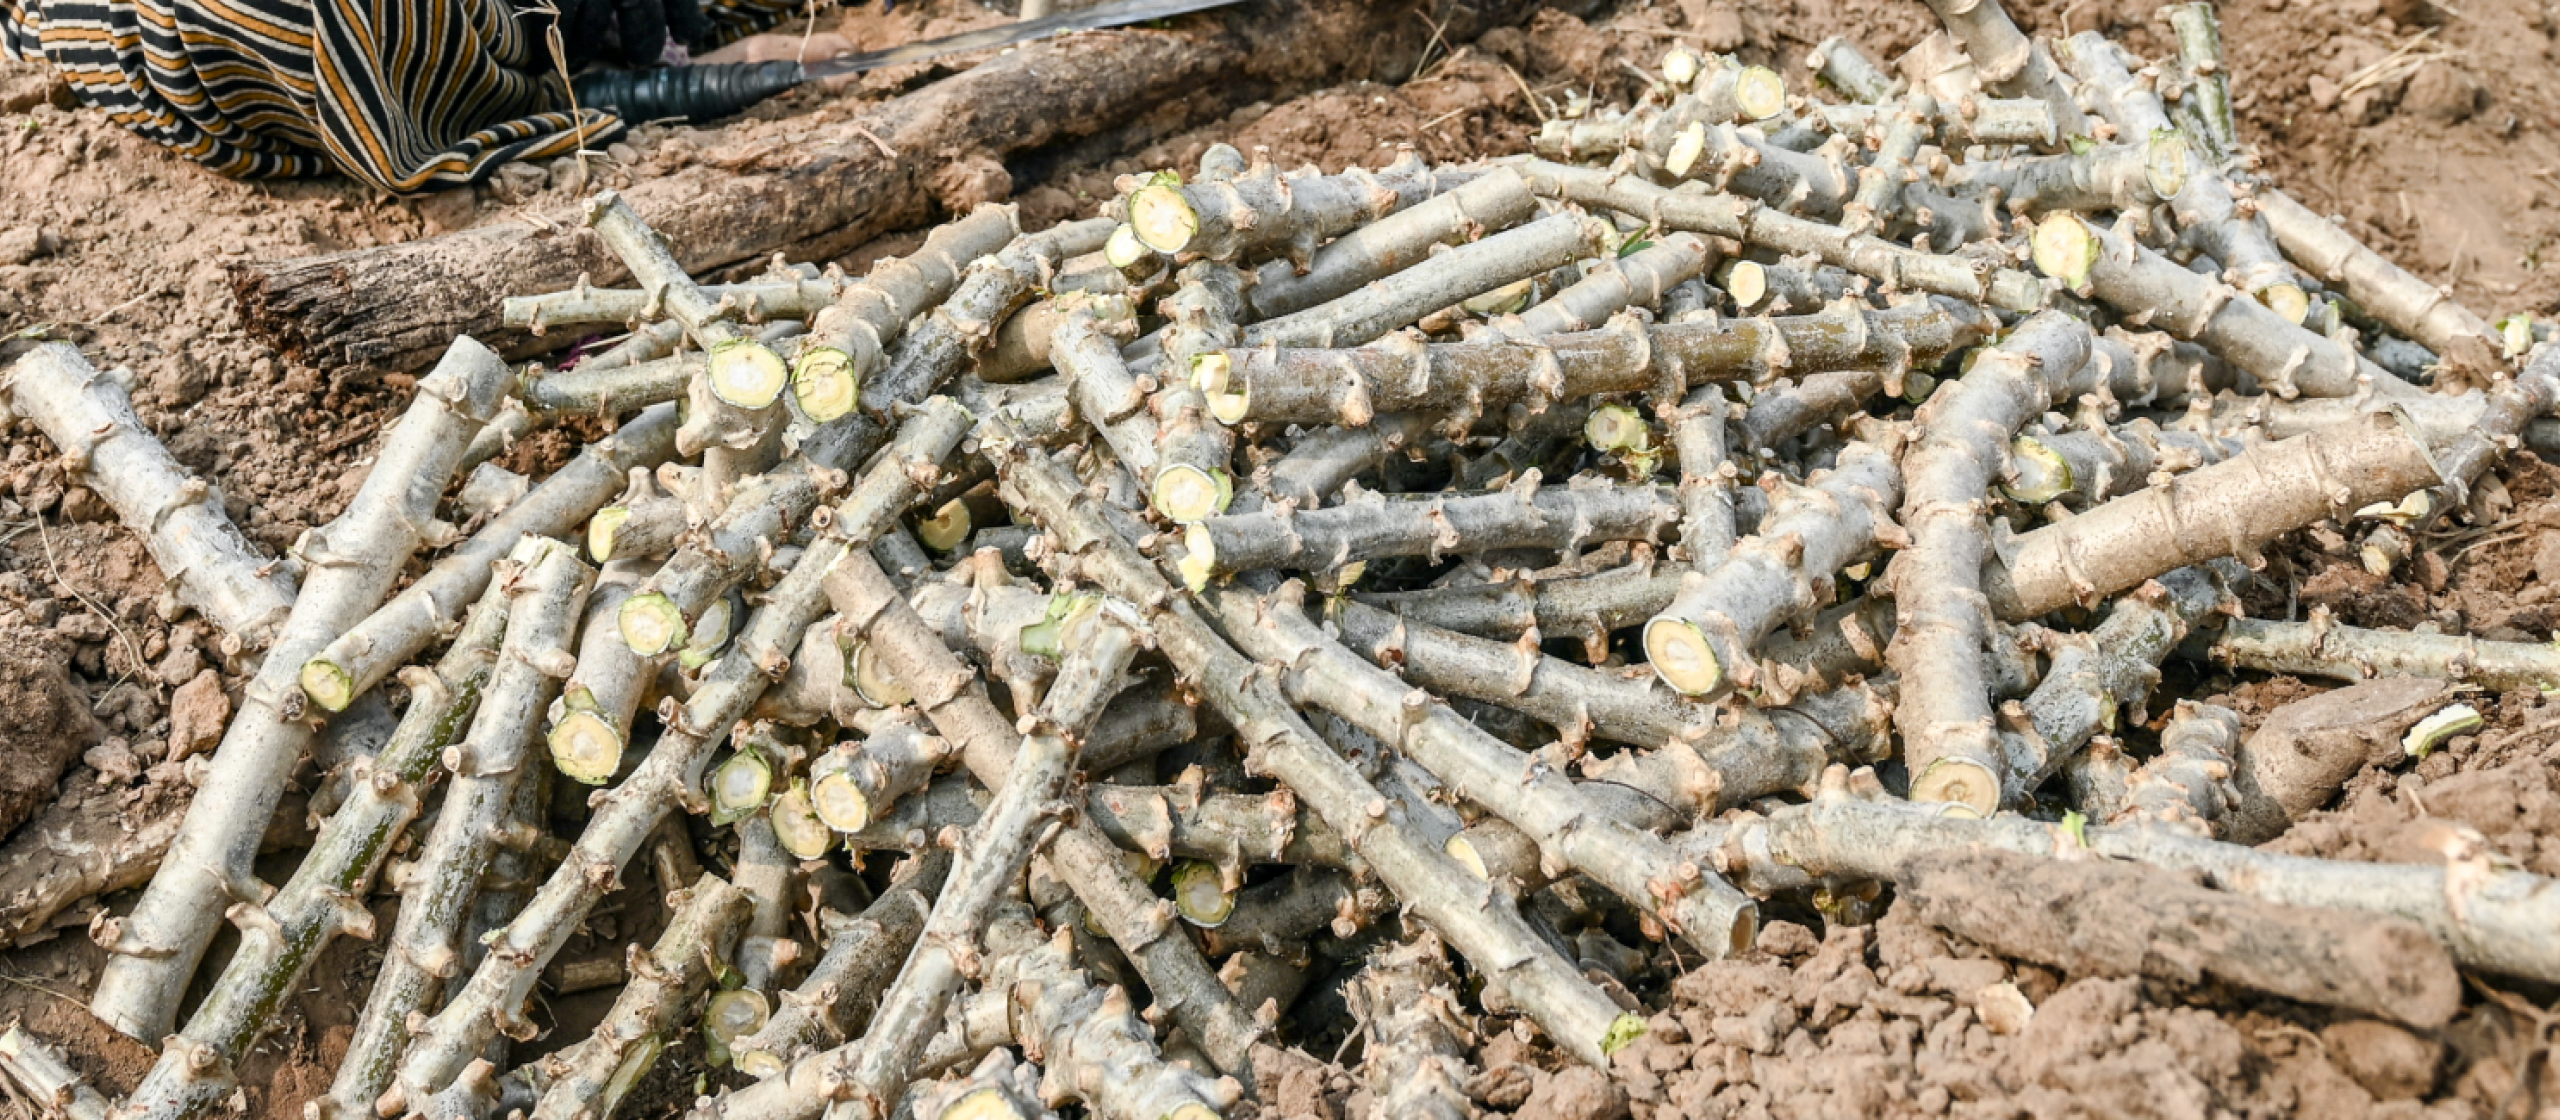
[1,0,795,192]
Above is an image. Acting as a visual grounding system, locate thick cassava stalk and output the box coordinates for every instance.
[1213,580,1758,957]
[1198,869,1376,957]
[92,336,512,1046]
[1055,313,1169,507]
[733,817,800,996]
[1891,313,2092,815]
[1208,296,1992,428]
[1241,213,1609,350]
[1645,438,1902,700]
[1809,94,2059,149]
[1346,935,1475,1120]
[2422,349,2560,508]
[620,467,827,657]
[1519,161,2045,311]
[1691,764,2560,984]
[810,596,1146,1120]
[589,470,690,563]
[1839,96,1933,235]
[386,402,967,1108]
[1945,135,2188,218]
[2004,417,2246,509]
[1671,386,1736,571]
[1921,0,2083,135]
[1356,560,1684,661]
[0,1026,109,1120]
[548,562,655,786]
[1183,479,1679,588]
[1249,414,1435,510]
[2113,702,2243,833]
[503,275,843,332]
[1660,127,1858,222]
[1329,593,1707,750]
[2030,212,2409,401]
[954,907,1236,1120]
[1247,169,1543,320]
[1513,233,1718,337]
[1984,411,2444,620]
[1582,677,1895,817]
[988,430,1645,1067]
[122,585,508,1120]
[531,875,751,1120]
[318,539,591,1120]
[586,194,789,449]
[2254,189,2502,373]
[981,293,1137,383]
[2205,613,2560,693]
[302,404,681,713]
[3,343,295,650]
[810,554,1264,1081]
[2055,32,2306,323]
[1808,36,1901,103]
[808,714,955,833]
[792,208,1021,424]
[1995,564,2235,804]
[1152,262,1248,522]
[733,853,947,1079]
[1122,154,1456,264]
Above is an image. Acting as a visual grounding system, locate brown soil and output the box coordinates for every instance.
[0,0,2556,1118]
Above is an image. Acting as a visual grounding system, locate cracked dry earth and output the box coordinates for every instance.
[1,0,2558,1118]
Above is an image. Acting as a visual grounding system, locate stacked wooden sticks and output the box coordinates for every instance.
[4,4,2556,1120]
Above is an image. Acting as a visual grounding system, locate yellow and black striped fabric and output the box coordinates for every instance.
[1,0,794,192]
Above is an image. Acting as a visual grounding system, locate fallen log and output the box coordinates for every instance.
[228,0,1566,376]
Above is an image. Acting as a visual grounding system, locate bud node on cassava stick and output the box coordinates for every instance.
[530,874,749,1120]
[1117,154,1455,263]
[788,207,1021,425]
[94,334,513,1046]
[2,343,296,652]
[1891,313,2092,816]
[1646,437,1902,700]
[322,537,592,1120]
[987,421,1642,1067]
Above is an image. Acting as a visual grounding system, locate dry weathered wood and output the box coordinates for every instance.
[228,0,1556,375]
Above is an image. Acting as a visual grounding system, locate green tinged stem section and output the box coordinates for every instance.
[986,426,1643,1068]
[132,584,510,1120]
[548,561,654,786]
[1120,153,1454,264]
[1151,261,1247,523]
[530,875,752,1120]
[325,538,596,1120]
[585,193,790,453]
[1891,314,2092,816]
[96,335,512,1046]
[791,207,1021,425]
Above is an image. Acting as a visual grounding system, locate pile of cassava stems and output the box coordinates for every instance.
[8,4,2560,1120]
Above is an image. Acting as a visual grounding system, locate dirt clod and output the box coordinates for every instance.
[0,624,94,839]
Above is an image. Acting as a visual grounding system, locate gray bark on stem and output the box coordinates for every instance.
[91,336,512,1045]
